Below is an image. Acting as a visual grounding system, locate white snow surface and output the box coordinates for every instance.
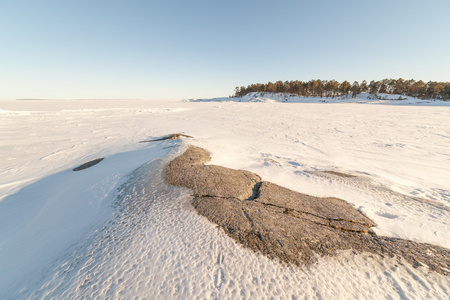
[0,97,449,299]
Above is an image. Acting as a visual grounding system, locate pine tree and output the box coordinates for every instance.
[351,81,361,98]
[360,80,368,92]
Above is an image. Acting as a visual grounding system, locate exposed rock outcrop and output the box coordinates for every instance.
[165,146,450,275]
[322,171,356,178]
[165,146,260,200]
[140,133,193,143]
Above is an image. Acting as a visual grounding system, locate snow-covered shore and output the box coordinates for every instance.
[1,98,449,298]
[192,92,450,106]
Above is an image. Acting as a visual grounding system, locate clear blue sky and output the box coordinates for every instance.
[1,0,449,100]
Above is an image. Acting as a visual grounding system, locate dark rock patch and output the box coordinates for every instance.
[165,146,450,275]
[73,158,104,171]
[322,171,356,178]
[140,133,193,143]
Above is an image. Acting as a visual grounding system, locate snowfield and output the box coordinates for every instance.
[1,95,449,299]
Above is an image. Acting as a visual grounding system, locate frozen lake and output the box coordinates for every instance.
[1,98,449,298]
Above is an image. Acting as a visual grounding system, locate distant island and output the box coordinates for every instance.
[234,79,450,100]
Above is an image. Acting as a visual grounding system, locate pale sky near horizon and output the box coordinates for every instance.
[1,0,449,100]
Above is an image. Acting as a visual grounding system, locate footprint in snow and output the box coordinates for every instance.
[214,252,225,290]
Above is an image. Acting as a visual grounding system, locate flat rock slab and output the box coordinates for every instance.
[165,146,260,200]
[165,146,450,275]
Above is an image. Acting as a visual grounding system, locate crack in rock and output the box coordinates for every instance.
[165,146,450,275]
[253,200,374,232]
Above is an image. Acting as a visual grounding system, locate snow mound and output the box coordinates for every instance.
[0,143,173,297]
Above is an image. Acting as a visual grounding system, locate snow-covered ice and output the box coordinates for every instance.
[0,96,449,298]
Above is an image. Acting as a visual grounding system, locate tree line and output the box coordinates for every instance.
[234,79,450,100]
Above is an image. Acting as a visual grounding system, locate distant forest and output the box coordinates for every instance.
[234,79,450,100]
